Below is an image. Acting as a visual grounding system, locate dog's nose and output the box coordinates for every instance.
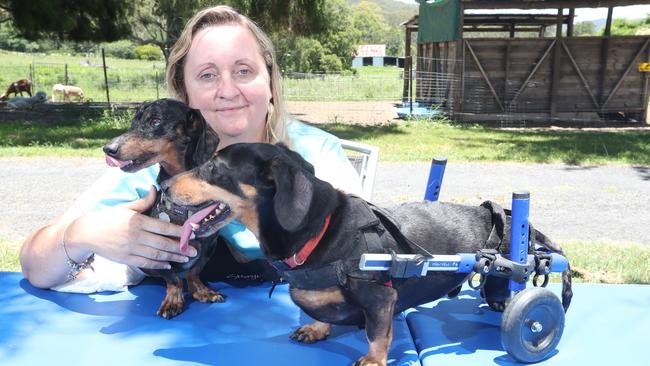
[103,142,119,156]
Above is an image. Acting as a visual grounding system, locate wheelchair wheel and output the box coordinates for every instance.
[501,287,564,363]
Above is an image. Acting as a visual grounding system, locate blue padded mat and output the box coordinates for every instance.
[405,283,650,365]
[3,271,649,365]
[0,272,420,365]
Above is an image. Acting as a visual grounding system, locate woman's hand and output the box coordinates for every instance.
[65,187,197,269]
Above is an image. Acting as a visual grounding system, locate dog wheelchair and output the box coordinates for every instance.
[359,157,568,363]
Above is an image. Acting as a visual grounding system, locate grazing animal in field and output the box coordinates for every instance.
[52,84,85,102]
[6,91,47,109]
[0,79,32,101]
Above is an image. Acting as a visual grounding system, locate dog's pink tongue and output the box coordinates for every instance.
[179,203,220,253]
[105,155,132,168]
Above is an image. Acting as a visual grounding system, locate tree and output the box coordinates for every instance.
[316,0,359,69]
[232,0,328,36]
[352,1,391,46]
[608,15,650,36]
[351,1,403,56]
[274,0,359,73]
[573,21,596,36]
[130,0,206,60]
[130,0,329,62]
[0,0,133,42]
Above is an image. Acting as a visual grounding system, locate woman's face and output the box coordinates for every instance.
[183,24,272,148]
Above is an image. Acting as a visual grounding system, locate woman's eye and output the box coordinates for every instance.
[236,67,254,78]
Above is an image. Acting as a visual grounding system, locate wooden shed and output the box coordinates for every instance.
[403,0,650,125]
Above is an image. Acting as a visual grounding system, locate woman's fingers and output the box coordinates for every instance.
[132,229,196,261]
[138,213,185,240]
[72,188,200,269]
[123,255,172,270]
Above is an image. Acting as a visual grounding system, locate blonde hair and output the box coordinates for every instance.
[166,5,288,145]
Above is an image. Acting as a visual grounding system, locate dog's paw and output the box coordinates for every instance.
[487,300,507,312]
[353,356,386,366]
[157,299,185,319]
[447,285,462,299]
[192,287,227,303]
[290,322,331,343]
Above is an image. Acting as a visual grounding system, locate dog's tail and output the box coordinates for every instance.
[532,227,573,313]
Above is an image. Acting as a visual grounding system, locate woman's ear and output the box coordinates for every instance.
[268,156,314,232]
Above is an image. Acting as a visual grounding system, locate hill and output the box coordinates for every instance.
[348,0,418,27]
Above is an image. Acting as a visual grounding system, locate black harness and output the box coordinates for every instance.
[271,196,420,290]
[271,197,510,291]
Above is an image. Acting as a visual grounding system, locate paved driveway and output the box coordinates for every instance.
[2,157,649,246]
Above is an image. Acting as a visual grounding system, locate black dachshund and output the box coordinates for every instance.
[103,99,223,319]
[163,142,572,365]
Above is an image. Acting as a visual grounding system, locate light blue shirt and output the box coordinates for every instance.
[75,120,362,260]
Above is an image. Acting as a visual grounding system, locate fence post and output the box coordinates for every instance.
[154,64,160,99]
[409,55,414,115]
[102,48,110,104]
[64,64,68,85]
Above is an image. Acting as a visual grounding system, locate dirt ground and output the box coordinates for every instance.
[286,101,401,125]
[286,101,650,130]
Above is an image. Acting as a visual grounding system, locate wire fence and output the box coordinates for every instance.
[3,56,642,125]
[0,63,415,124]
[0,61,167,103]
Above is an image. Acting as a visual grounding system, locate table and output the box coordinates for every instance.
[0,272,418,365]
[2,272,649,365]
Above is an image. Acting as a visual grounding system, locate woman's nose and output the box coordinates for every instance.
[216,75,239,99]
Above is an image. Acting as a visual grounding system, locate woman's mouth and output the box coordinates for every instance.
[216,105,246,113]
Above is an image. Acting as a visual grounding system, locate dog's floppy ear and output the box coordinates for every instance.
[187,109,220,165]
[268,156,314,232]
[276,142,315,175]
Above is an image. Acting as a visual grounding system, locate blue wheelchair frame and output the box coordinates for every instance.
[359,157,569,363]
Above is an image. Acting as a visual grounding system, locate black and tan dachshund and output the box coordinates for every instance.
[103,98,223,319]
[162,142,572,365]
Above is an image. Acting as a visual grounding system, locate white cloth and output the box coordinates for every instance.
[52,255,146,293]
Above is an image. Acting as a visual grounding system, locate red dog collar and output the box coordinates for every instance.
[283,215,331,269]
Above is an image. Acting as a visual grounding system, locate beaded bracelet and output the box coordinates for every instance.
[61,225,95,281]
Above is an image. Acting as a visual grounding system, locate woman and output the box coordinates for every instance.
[20,5,362,292]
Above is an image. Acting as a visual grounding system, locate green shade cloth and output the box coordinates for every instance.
[417,0,461,43]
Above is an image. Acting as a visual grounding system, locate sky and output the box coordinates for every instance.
[395,1,650,21]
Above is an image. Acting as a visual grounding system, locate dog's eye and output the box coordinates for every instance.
[204,162,215,173]
[151,118,161,127]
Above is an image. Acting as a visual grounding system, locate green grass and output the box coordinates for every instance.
[324,121,650,165]
[283,67,403,101]
[1,51,406,103]
[0,50,166,102]
[0,110,132,157]
[1,239,20,272]
[2,115,650,165]
[558,241,650,284]
[2,237,648,284]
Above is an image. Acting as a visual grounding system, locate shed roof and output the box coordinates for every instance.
[459,0,650,9]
